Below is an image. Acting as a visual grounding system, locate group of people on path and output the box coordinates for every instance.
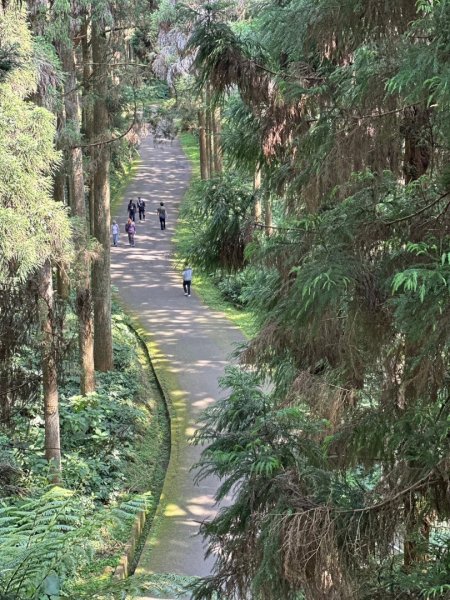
[111,198,168,249]
[126,196,146,222]
[112,197,193,296]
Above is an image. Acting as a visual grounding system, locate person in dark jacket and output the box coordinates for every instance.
[127,199,137,222]
[137,197,146,221]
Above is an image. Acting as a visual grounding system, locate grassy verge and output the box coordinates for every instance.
[175,132,257,339]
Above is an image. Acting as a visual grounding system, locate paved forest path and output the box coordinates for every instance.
[110,135,244,598]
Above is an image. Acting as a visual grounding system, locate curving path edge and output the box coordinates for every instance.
[110,135,244,598]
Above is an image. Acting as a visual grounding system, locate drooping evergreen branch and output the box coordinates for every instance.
[385,191,450,225]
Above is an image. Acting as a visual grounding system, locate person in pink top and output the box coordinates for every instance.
[125,218,136,247]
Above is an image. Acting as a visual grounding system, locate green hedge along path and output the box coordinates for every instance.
[110,135,244,598]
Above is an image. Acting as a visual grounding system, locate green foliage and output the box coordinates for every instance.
[213,268,255,307]
[150,0,177,32]
[0,487,153,600]
[0,7,72,283]
[0,301,169,596]
[176,133,257,337]
[192,368,353,599]
[188,1,450,598]
[0,487,94,599]
[222,93,263,175]
[60,389,145,499]
[3,314,152,501]
[181,174,254,272]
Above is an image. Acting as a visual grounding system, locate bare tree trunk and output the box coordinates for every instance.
[81,16,91,135]
[54,165,70,300]
[264,192,272,236]
[401,105,431,568]
[58,32,96,394]
[205,84,214,177]
[402,106,431,184]
[91,22,113,372]
[253,165,262,222]
[28,0,62,480]
[81,16,95,236]
[38,260,61,482]
[27,0,47,33]
[213,106,223,175]
[198,109,209,180]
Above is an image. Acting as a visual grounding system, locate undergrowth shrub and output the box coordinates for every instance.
[181,174,254,273]
[0,487,94,599]
[213,267,259,308]
[0,487,151,599]
[0,314,148,501]
[0,304,160,598]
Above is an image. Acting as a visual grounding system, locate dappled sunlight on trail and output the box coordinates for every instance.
[110,135,244,594]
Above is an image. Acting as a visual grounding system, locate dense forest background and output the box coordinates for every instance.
[0,0,450,598]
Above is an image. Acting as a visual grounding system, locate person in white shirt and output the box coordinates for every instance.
[182,265,193,296]
[112,221,119,246]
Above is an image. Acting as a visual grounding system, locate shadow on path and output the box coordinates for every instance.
[110,135,244,596]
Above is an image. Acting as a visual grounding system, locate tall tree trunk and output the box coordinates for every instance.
[402,106,431,184]
[38,260,61,482]
[27,0,47,34]
[81,16,95,235]
[81,16,91,135]
[402,106,431,567]
[264,192,272,236]
[54,164,70,300]
[253,165,262,223]
[58,33,96,394]
[212,106,223,175]
[198,109,209,180]
[205,84,214,177]
[28,0,62,479]
[91,22,113,371]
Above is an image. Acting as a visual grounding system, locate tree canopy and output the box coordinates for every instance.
[180,1,450,598]
[1,0,450,598]
[0,7,71,283]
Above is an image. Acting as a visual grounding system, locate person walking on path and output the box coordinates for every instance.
[112,220,119,246]
[128,199,137,222]
[137,197,146,222]
[182,264,193,296]
[111,134,245,585]
[125,218,136,246]
[157,202,166,230]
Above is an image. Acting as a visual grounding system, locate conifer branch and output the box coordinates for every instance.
[384,191,450,225]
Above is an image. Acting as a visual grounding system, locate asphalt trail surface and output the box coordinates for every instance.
[110,135,244,597]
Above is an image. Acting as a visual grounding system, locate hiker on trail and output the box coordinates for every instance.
[128,199,137,222]
[182,265,193,297]
[157,202,166,230]
[125,218,136,247]
[137,197,146,222]
[112,220,119,246]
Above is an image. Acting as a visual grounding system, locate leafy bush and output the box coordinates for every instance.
[2,317,149,502]
[0,487,152,600]
[213,267,258,308]
[60,388,146,500]
[182,174,254,273]
[0,487,95,600]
